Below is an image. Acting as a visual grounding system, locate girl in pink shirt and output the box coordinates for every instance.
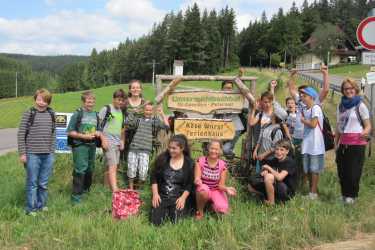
[194,140,236,219]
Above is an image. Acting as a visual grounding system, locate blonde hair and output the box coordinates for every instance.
[341,78,360,95]
[81,90,95,102]
[34,88,52,105]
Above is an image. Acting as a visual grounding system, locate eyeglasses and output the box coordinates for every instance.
[343,87,354,91]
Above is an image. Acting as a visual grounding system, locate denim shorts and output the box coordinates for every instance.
[303,154,325,174]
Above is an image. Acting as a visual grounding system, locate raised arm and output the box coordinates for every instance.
[319,65,329,103]
[287,69,298,99]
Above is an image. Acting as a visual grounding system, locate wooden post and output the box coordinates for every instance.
[156,77,162,96]
[155,77,182,105]
[234,77,255,104]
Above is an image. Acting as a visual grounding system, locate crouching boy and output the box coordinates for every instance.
[67,91,108,204]
[248,139,297,205]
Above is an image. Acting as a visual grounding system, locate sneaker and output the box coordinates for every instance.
[40,206,48,212]
[26,211,37,217]
[344,197,355,205]
[308,192,318,200]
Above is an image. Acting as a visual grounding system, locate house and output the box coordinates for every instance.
[296,27,357,70]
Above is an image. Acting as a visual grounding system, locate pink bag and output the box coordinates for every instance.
[112,189,142,220]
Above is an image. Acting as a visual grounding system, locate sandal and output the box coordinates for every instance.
[195,211,204,220]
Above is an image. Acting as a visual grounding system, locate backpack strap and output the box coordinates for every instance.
[46,107,56,134]
[270,126,282,141]
[100,105,113,130]
[75,108,84,132]
[25,107,37,140]
[354,102,365,128]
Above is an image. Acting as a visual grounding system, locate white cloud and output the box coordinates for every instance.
[106,0,165,23]
[0,11,126,55]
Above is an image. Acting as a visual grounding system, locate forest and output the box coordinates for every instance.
[0,0,374,98]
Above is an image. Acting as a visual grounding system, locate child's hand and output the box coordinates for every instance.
[101,139,108,151]
[290,69,297,77]
[252,150,258,160]
[320,64,328,75]
[257,153,266,161]
[19,154,27,164]
[262,165,272,172]
[226,187,237,196]
[175,196,186,210]
[260,170,268,177]
[194,178,202,186]
[152,193,161,208]
[119,141,124,151]
[157,106,164,115]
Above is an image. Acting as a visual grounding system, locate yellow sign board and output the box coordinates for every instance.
[174,118,235,140]
[168,91,244,114]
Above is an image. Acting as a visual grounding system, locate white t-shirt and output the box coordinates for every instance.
[336,102,370,133]
[294,94,321,140]
[301,105,325,155]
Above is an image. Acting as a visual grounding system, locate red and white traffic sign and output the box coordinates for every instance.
[357,16,375,50]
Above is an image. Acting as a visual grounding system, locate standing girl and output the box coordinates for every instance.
[335,78,371,204]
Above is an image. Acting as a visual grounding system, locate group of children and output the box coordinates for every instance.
[17,66,370,218]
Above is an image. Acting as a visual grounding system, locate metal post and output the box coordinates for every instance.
[15,71,18,98]
[152,59,155,87]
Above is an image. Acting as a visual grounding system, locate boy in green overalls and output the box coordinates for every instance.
[67,91,108,204]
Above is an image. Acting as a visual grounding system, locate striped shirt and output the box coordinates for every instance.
[17,108,56,155]
[199,157,227,189]
[126,116,168,153]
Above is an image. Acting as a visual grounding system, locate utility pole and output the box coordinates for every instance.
[249,55,251,67]
[147,59,159,87]
[15,71,18,98]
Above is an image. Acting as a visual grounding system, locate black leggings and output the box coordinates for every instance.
[150,200,187,226]
[336,145,366,198]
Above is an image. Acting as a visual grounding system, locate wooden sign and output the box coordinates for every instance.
[174,118,235,140]
[168,91,244,114]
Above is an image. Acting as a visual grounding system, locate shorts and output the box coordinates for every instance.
[303,154,324,174]
[104,144,120,167]
[196,184,229,214]
[127,151,150,181]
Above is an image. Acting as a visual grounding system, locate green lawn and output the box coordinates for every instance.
[1,68,375,249]
[328,64,371,79]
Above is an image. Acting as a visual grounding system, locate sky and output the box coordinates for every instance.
[0,0,310,55]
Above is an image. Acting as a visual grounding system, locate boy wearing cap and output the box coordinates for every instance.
[299,87,325,200]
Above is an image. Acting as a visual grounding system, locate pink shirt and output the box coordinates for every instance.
[340,133,368,146]
[198,157,227,190]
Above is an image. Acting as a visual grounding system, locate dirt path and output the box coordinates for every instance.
[311,234,375,250]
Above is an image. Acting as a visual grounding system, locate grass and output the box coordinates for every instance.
[328,64,371,79]
[1,68,375,249]
[0,68,277,129]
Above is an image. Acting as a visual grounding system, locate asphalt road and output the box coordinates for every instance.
[0,128,18,156]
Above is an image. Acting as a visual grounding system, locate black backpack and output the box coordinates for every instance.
[25,107,56,140]
[314,105,334,151]
[67,108,101,148]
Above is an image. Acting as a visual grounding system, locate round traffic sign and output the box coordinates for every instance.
[357,16,375,50]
